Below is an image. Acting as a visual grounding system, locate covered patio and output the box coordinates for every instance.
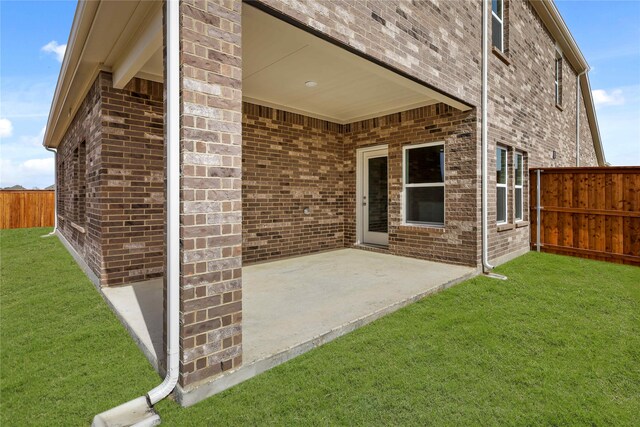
[103,248,475,404]
[46,0,478,410]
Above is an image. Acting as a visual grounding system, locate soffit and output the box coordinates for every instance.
[242,5,466,124]
[44,1,162,148]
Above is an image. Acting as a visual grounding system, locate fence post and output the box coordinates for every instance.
[536,169,541,252]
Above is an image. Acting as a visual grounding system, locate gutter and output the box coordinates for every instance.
[41,146,58,237]
[92,0,180,425]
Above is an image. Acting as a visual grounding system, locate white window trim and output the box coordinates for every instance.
[492,0,504,52]
[402,141,445,227]
[497,146,508,225]
[514,152,524,222]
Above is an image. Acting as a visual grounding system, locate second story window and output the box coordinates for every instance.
[555,55,563,106]
[492,0,504,51]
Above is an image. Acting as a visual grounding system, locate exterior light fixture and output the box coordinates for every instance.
[305,80,318,88]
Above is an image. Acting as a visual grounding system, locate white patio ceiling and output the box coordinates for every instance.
[132,4,469,124]
[241,5,469,124]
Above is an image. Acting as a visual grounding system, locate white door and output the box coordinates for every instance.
[361,148,389,246]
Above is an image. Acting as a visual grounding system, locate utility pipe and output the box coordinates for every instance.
[92,0,179,424]
[575,69,588,167]
[481,0,494,273]
[42,146,58,236]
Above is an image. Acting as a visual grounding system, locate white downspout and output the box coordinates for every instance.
[42,146,58,236]
[92,0,179,424]
[481,0,493,273]
[575,69,588,167]
[147,0,180,405]
[481,0,506,280]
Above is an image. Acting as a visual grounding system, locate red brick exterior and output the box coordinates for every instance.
[57,76,102,273]
[345,105,479,266]
[243,103,478,267]
[242,103,345,263]
[177,0,243,387]
[56,72,165,286]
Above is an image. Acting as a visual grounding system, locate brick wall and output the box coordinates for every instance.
[242,102,344,264]
[242,102,478,267]
[178,0,243,388]
[57,77,102,275]
[99,73,165,286]
[252,0,599,266]
[345,104,479,266]
[485,0,599,262]
[56,72,166,286]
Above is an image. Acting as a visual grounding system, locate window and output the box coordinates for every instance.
[555,55,563,105]
[514,152,523,221]
[403,143,445,226]
[496,147,507,224]
[492,0,504,51]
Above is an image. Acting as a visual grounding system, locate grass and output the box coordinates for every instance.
[1,228,639,425]
[0,228,159,425]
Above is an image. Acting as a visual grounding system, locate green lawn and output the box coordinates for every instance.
[1,228,639,426]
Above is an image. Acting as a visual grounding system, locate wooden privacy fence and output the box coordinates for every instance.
[530,167,640,266]
[0,190,55,230]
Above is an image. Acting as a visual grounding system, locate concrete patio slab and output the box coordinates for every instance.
[243,249,476,363]
[102,249,477,406]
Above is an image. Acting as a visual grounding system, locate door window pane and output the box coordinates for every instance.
[368,156,388,233]
[406,187,444,224]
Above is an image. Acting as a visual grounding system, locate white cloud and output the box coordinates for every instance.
[41,40,67,62]
[592,88,625,107]
[0,118,13,138]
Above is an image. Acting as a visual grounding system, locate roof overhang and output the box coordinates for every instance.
[43,0,162,149]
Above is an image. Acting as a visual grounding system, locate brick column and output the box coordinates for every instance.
[178,0,242,387]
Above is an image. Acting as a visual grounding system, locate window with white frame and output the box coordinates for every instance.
[496,147,508,224]
[514,152,524,221]
[403,143,445,226]
[555,55,563,105]
[492,0,504,51]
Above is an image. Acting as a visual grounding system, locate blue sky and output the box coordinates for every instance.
[0,1,638,188]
